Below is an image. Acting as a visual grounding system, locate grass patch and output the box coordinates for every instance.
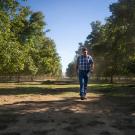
[0,82,134,97]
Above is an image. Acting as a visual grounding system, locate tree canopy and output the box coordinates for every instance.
[0,0,62,77]
[66,0,135,82]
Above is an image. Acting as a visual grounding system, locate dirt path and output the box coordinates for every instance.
[0,84,135,135]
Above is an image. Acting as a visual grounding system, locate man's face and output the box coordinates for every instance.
[83,50,88,56]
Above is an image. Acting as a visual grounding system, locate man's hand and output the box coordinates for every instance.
[90,68,94,73]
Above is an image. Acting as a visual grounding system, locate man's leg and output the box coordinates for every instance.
[84,71,89,97]
[79,71,84,97]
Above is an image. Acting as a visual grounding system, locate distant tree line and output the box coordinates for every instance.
[66,0,135,82]
[0,0,62,78]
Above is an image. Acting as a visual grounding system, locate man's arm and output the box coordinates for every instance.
[76,56,79,73]
[91,63,94,72]
[90,56,94,73]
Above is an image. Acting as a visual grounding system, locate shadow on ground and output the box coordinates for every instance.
[0,95,135,135]
[0,82,135,135]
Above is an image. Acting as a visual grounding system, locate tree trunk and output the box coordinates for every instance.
[110,75,113,83]
[17,74,20,83]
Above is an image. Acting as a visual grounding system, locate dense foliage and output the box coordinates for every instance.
[0,0,62,77]
[66,0,135,82]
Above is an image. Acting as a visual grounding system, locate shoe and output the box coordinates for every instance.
[80,96,87,100]
[80,96,85,100]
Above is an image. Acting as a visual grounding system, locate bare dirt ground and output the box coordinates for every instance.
[0,82,135,135]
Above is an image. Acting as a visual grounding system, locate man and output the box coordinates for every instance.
[76,47,94,100]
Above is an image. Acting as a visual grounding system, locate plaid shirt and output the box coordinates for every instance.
[77,55,93,71]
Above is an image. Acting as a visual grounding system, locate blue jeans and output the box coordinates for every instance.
[79,70,89,97]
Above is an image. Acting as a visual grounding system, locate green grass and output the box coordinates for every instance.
[0,82,134,97]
